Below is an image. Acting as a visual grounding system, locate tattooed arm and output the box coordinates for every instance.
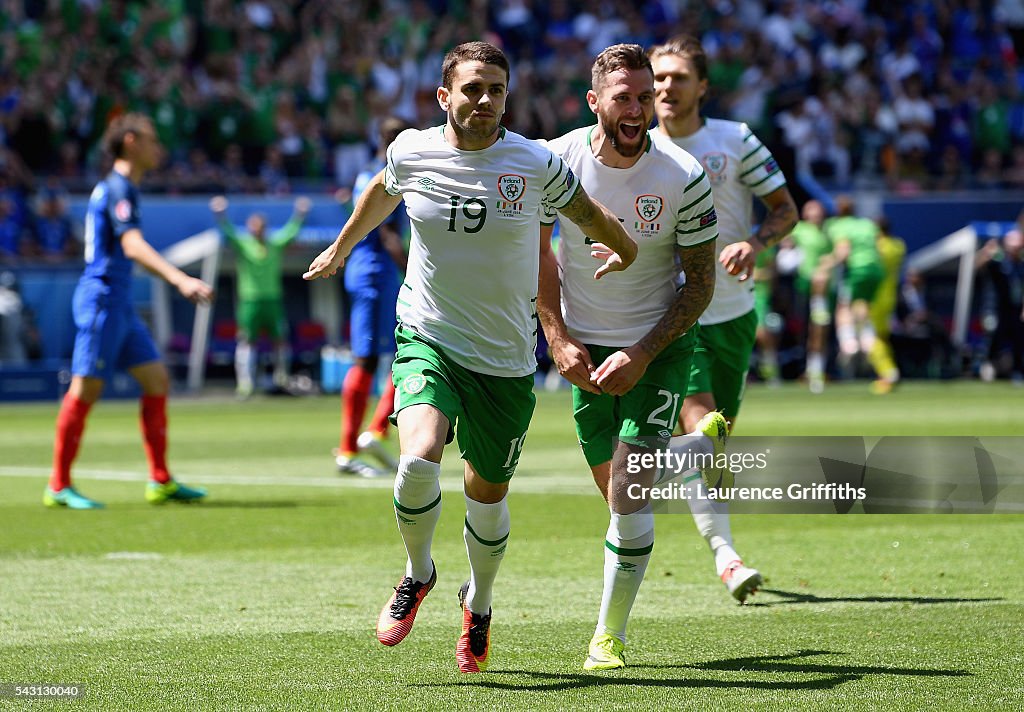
[720,185,798,282]
[558,185,637,278]
[591,238,717,396]
[750,186,799,251]
[538,223,601,393]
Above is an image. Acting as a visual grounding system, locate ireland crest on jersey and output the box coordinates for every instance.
[635,194,663,222]
[496,174,526,217]
[702,152,728,184]
[633,194,664,238]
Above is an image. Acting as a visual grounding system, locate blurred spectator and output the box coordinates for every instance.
[0,169,32,263]
[221,143,255,194]
[0,270,29,365]
[846,86,898,184]
[893,268,957,379]
[6,87,58,173]
[975,228,1024,381]
[258,145,290,195]
[31,186,80,261]
[997,0,1024,57]
[325,85,370,189]
[893,74,934,156]
[933,144,972,191]
[882,34,922,94]
[974,147,1008,189]
[1005,143,1024,188]
[971,78,1011,160]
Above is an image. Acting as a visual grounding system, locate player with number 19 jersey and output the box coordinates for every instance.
[384,125,578,377]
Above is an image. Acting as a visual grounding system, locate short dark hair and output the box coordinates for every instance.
[441,41,510,89]
[591,44,652,91]
[379,117,412,147]
[647,35,709,83]
[102,113,153,159]
[378,116,412,157]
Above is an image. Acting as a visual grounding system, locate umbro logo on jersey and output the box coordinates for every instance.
[417,177,437,191]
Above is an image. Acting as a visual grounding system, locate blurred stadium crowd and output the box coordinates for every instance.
[1,0,1022,384]
[1,0,1023,201]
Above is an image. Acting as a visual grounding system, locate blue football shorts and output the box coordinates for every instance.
[347,281,399,358]
[71,279,160,380]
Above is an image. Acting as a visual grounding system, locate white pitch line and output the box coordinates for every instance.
[0,466,593,495]
[5,467,1021,510]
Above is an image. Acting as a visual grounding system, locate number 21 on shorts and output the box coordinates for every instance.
[647,389,680,429]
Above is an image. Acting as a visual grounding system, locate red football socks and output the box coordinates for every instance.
[369,379,396,436]
[140,394,171,484]
[340,365,374,454]
[50,393,93,491]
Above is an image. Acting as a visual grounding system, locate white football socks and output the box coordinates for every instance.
[463,493,510,614]
[393,455,442,582]
[684,477,740,577]
[596,505,654,644]
[235,340,254,390]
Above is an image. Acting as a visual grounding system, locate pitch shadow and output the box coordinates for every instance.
[412,649,968,693]
[184,499,338,509]
[750,588,1003,606]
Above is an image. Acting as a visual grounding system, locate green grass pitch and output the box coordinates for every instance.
[1,381,1022,710]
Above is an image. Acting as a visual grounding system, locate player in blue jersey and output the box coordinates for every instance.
[44,113,213,510]
[334,117,411,478]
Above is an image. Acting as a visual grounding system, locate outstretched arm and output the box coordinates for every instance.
[303,170,402,280]
[591,239,716,396]
[557,186,637,278]
[537,223,600,394]
[121,229,213,305]
[275,196,312,246]
[208,195,238,245]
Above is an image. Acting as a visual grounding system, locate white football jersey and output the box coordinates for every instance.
[655,118,787,325]
[385,126,578,376]
[545,126,718,347]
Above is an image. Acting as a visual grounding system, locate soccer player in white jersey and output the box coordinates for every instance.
[304,41,636,674]
[650,36,798,603]
[537,44,719,671]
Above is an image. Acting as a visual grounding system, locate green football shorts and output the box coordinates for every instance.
[685,310,757,420]
[573,333,695,467]
[843,265,883,303]
[390,325,536,483]
[237,298,286,341]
